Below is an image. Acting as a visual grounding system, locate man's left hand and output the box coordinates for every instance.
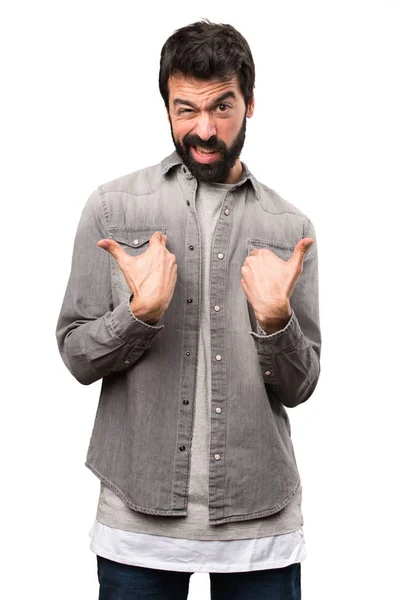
[241,237,314,333]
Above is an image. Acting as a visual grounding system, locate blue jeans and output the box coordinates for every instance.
[97,555,301,599]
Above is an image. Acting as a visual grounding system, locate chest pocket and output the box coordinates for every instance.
[108,225,166,294]
[247,238,295,260]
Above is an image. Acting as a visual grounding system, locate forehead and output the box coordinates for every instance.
[168,73,242,104]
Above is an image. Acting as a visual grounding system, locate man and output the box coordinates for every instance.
[56,19,321,600]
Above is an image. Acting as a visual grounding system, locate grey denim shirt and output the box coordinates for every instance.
[56,150,321,525]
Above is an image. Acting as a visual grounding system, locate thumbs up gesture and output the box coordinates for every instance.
[241,237,314,333]
[97,231,178,325]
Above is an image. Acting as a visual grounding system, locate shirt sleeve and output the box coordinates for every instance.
[250,220,322,408]
[55,189,164,385]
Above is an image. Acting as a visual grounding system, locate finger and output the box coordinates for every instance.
[161,234,167,247]
[97,239,127,262]
[289,238,313,267]
[302,237,314,250]
[249,249,259,256]
[149,231,165,246]
[240,277,249,296]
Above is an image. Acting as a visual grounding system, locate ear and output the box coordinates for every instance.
[246,95,255,118]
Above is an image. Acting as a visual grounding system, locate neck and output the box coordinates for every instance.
[224,159,243,184]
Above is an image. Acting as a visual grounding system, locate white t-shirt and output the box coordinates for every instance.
[89,519,305,573]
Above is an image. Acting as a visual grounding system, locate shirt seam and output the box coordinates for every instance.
[99,179,169,199]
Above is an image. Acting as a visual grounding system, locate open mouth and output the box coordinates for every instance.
[190,145,221,163]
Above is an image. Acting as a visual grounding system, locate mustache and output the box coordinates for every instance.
[183,135,226,152]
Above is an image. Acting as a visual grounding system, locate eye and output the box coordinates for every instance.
[216,103,231,113]
[178,108,193,114]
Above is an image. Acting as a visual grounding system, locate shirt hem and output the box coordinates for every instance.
[90,541,307,573]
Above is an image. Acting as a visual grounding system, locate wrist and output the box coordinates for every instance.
[258,303,292,334]
[129,296,162,325]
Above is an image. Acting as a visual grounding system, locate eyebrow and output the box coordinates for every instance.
[173,91,237,110]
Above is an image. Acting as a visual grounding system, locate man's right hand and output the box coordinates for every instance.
[97,231,177,325]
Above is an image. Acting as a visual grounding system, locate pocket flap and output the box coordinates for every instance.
[108,226,166,248]
[247,239,294,260]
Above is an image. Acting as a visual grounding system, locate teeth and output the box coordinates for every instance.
[196,146,216,155]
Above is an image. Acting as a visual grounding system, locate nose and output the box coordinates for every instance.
[193,112,217,142]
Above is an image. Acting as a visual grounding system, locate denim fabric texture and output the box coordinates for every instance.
[96,555,301,600]
[56,150,321,525]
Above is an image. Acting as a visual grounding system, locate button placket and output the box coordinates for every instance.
[172,176,200,511]
[208,189,235,515]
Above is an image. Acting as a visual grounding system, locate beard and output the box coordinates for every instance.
[170,115,247,184]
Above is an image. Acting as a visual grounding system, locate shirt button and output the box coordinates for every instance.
[187,298,193,304]
[179,445,186,451]
[186,351,191,356]
[133,239,139,246]
[214,305,221,312]
[182,167,187,173]
[217,252,224,260]
[124,360,131,365]
[183,400,189,405]
[189,245,194,251]
[215,354,222,361]
[186,200,190,206]
[224,208,230,216]
[214,454,221,461]
[215,407,222,414]
[265,370,272,376]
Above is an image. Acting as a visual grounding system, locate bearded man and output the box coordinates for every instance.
[56,18,321,600]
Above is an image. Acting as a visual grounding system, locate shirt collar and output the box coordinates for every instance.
[161,149,262,202]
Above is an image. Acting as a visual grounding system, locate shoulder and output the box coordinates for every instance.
[257,181,310,222]
[253,178,314,238]
[246,169,316,243]
[244,162,312,227]
[97,158,167,198]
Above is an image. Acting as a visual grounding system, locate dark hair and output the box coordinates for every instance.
[159,19,255,110]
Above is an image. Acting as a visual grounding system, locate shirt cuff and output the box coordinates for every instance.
[250,309,302,354]
[109,295,164,347]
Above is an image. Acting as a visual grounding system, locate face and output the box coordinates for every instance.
[167,74,254,184]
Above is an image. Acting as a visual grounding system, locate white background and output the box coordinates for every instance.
[1,1,399,598]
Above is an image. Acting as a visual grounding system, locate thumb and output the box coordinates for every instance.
[290,237,314,267]
[149,231,165,247]
[97,238,127,262]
